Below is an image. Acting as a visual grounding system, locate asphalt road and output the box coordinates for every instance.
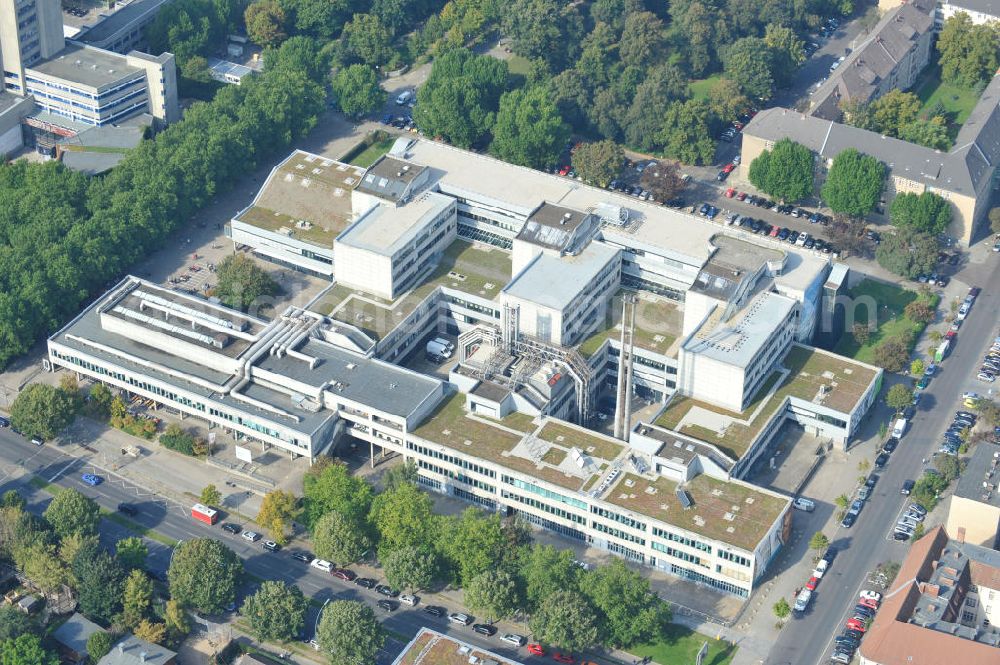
[0,432,613,665]
[765,263,1000,665]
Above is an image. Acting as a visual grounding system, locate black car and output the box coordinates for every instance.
[865,473,879,489]
[835,636,860,648]
[375,585,399,598]
[117,503,138,517]
[0,416,9,427]
[841,512,857,528]
[422,605,445,617]
[854,605,875,618]
[262,541,281,552]
[882,438,897,453]
[893,530,911,541]
[354,578,377,589]
[822,547,838,564]
[377,599,398,612]
[473,624,498,636]
[874,453,889,468]
[291,551,314,563]
[901,479,915,495]
[221,523,241,534]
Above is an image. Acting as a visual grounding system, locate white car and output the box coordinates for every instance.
[860,590,883,602]
[400,594,419,606]
[310,559,333,572]
[448,612,473,626]
[241,530,260,542]
[501,634,527,647]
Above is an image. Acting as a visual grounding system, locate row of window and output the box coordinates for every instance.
[407,442,497,478]
[718,549,751,567]
[501,475,587,510]
[591,505,647,532]
[592,521,646,545]
[652,526,713,553]
[453,486,495,510]
[652,541,708,568]
[500,489,585,525]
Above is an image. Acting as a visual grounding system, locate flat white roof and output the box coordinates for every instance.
[684,291,798,368]
[337,190,452,256]
[502,242,619,311]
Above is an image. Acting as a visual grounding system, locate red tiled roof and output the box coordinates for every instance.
[858,527,1000,665]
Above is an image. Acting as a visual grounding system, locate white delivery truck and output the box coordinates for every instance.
[892,418,908,438]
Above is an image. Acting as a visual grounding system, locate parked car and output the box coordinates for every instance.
[117,503,137,516]
[242,531,260,542]
[81,473,103,486]
[377,599,398,612]
[422,605,445,617]
[860,590,883,602]
[375,585,399,598]
[901,479,914,495]
[333,568,356,581]
[527,644,545,656]
[473,624,497,636]
[501,634,527,647]
[262,540,280,552]
[222,523,241,535]
[874,452,889,468]
[448,612,473,626]
[354,578,376,589]
[290,551,313,563]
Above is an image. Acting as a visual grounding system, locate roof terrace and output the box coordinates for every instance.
[604,472,788,551]
[312,240,512,340]
[655,345,878,460]
[577,290,682,358]
[392,628,523,665]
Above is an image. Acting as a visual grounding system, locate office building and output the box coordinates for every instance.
[937,0,1000,23]
[859,527,1000,665]
[946,442,1000,548]
[0,0,65,92]
[73,0,173,54]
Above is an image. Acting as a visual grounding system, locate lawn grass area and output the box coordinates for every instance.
[347,136,396,168]
[631,624,737,665]
[915,65,979,128]
[537,421,624,461]
[29,476,58,493]
[833,279,938,364]
[507,55,533,76]
[690,74,723,101]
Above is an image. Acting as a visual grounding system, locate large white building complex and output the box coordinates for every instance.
[49,137,884,598]
[0,0,178,155]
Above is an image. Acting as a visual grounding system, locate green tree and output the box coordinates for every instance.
[520,544,581,612]
[834,494,850,510]
[0,607,34,642]
[167,539,243,614]
[934,453,962,483]
[10,383,78,440]
[313,510,371,564]
[437,508,508,586]
[115,537,148,571]
[264,35,332,80]
[707,77,750,123]
[85,632,113,664]
[579,559,668,648]
[44,488,100,538]
[899,116,951,150]
[303,460,373,528]
[990,207,1000,234]
[869,90,921,137]
[87,383,113,418]
[809,531,830,553]
[657,99,717,166]
[464,569,521,622]
[0,634,58,665]
[910,359,926,377]
[381,460,417,491]
[876,229,939,279]
[773,598,791,621]
[938,13,1000,87]
[491,86,571,170]
[528,590,599,653]
[571,140,624,188]
[74,548,127,624]
[213,254,278,312]
[0,491,24,510]
[342,13,394,67]
[724,37,775,100]
[315,600,385,665]
[369,482,436,554]
[413,48,509,148]
[748,138,814,202]
[890,191,952,235]
[502,0,585,70]
[16,543,66,594]
[244,1,287,48]
[331,65,385,119]
[257,489,298,545]
[764,24,805,87]
[133,619,167,645]
[241,580,307,642]
[164,599,190,640]
[822,149,886,217]
[122,569,153,629]
[619,12,667,69]
[886,384,914,413]
[199,484,221,508]
[382,545,438,592]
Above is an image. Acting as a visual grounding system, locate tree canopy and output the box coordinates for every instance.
[875,229,939,279]
[0,634,58,665]
[214,254,279,312]
[889,192,952,235]
[723,38,774,101]
[302,460,373,528]
[241,581,307,642]
[572,141,624,188]
[747,138,814,202]
[657,100,717,166]
[43,488,100,538]
[332,65,385,119]
[167,538,243,614]
[316,600,385,665]
[528,590,599,653]
[10,383,78,440]
[313,510,372,564]
[368,482,436,555]
[938,13,1000,88]
[821,149,886,217]
[490,86,571,170]
[414,49,509,148]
